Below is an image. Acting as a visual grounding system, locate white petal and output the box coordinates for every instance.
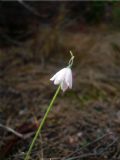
[50,68,66,84]
[56,68,67,77]
[54,70,66,84]
[50,67,73,92]
[50,74,56,81]
[61,81,68,92]
[65,68,72,89]
[54,75,61,85]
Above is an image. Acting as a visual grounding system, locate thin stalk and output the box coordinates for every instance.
[24,85,61,160]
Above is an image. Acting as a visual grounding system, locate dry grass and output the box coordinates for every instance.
[0,24,120,160]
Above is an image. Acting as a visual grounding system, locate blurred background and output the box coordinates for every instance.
[0,1,120,160]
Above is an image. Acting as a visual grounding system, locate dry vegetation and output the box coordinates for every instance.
[0,16,120,160]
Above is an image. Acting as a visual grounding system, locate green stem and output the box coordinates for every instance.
[24,85,61,160]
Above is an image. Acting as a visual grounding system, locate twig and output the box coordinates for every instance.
[68,138,118,160]
[0,124,24,139]
[0,123,37,140]
[0,31,23,46]
[100,137,118,154]
[65,153,101,160]
[62,132,112,160]
[17,0,41,17]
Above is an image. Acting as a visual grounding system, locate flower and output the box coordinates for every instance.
[50,67,72,92]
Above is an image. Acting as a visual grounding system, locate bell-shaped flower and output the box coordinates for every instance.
[50,67,72,92]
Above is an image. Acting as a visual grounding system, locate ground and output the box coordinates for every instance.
[0,26,120,160]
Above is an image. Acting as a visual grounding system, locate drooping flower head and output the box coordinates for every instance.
[50,51,74,92]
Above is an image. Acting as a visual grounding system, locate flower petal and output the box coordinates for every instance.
[50,68,66,84]
[61,81,68,92]
[54,75,61,85]
[50,74,56,81]
[65,68,72,89]
[50,68,65,80]
[50,67,73,92]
